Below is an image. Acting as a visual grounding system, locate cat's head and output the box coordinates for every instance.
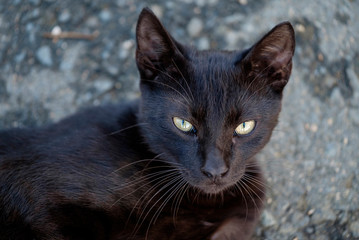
[136,8,295,194]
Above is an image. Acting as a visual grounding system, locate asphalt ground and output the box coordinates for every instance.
[0,0,358,239]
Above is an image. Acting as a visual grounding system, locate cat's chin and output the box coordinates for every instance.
[191,180,236,195]
[199,183,232,194]
[182,170,246,195]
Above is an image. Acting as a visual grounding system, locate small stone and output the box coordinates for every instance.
[51,26,62,36]
[26,22,34,32]
[59,9,71,23]
[349,108,359,125]
[310,124,318,133]
[101,50,110,60]
[99,9,112,22]
[115,0,127,7]
[330,88,345,106]
[93,79,113,94]
[305,226,314,234]
[195,0,206,7]
[207,0,218,5]
[25,8,40,20]
[345,174,354,189]
[187,18,203,38]
[197,37,210,50]
[118,40,134,60]
[325,142,337,158]
[225,30,241,48]
[13,0,21,5]
[36,46,53,67]
[150,4,163,19]
[238,0,248,5]
[60,44,82,71]
[122,40,134,50]
[115,82,122,89]
[292,233,306,240]
[86,16,99,27]
[316,235,330,240]
[29,0,41,5]
[324,75,336,88]
[291,211,309,229]
[224,14,245,24]
[303,160,315,172]
[307,208,315,216]
[103,62,119,76]
[279,222,296,234]
[14,51,26,63]
[350,221,359,237]
[261,210,277,228]
[339,210,349,225]
[311,208,336,224]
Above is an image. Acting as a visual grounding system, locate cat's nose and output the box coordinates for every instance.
[201,165,229,180]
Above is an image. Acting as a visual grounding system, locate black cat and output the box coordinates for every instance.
[0,8,295,240]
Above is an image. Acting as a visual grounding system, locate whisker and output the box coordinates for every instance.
[109,167,180,191]
[132,175,182,238]
[242,173,270,190]
[171,59,195,102]
[171,181,189,225]
[130,171,180,217]
[142,79,191,105]
[110,153,166,174]
[234,182,249,223]
[238,179,261,215]
[110,169,180,208]
[242,175,267,198]
[237,59,279,107]
[108,122,149,136]
[153,95,189,108]
[146,179,186,239]
[142,61,194,103]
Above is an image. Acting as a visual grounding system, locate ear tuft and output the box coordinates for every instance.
[244,22,295,92]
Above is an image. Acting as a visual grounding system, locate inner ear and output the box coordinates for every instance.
[243,22,295,92]
[135,8,183,80]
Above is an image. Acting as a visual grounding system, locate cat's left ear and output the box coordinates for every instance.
[241,22,295,93]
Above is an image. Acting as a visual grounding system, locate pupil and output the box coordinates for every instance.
[243,122,246,128]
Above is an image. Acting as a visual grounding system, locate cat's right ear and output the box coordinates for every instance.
[241,22,295,93]
[136,8,183,80]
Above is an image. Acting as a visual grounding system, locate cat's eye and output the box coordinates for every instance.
[234,120,256,135]
[173,117,195,133]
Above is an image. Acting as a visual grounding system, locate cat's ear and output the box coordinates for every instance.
[242,22,295,93]
[136,8,183,80]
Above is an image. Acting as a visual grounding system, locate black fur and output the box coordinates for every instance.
[0,8,295,240]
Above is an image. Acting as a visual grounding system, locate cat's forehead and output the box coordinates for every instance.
[189,50,241,70]
[179,49,264,123]
[186,50,246,98]
[187,50,245,86]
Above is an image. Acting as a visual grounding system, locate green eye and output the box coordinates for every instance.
[234,120,256,135]
[173,117,194,133]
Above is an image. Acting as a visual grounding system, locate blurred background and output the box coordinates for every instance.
[0,0,358,239]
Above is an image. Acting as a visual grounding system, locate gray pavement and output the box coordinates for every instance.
[0,0,358,239]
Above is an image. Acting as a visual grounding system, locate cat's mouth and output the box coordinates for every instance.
[181,169,246,194]
[189,177,240,194]
[201,182,232,194]
[180,169,245,194]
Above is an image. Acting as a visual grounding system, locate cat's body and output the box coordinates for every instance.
[0,8,294,240]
